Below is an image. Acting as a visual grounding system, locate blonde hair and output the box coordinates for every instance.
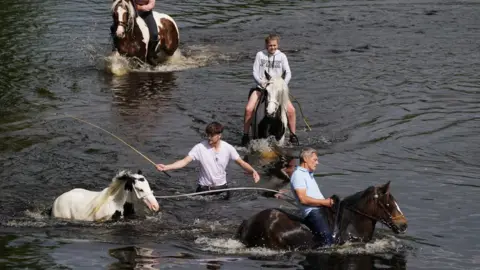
[265,34,280,44]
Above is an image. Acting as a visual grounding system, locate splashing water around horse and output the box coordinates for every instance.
[251,71,290,146]
[235,181,407,250]
[51,170,159,221]
[111,0,179,66]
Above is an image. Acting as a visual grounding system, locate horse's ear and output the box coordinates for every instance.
[379,181,391,194]
[137,170,143,175]
[264,70,271,81]
[281,70,286,80]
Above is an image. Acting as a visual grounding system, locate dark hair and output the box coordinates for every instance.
[205,122,224,136]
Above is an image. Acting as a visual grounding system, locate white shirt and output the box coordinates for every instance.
[253,49,292,87]
[188,140,240,187]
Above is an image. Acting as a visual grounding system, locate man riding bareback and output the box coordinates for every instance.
[242,34,298,146]
[290,148,334,246]
[156,122,260,199]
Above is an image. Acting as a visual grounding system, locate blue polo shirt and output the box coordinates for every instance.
[290,166,325,218]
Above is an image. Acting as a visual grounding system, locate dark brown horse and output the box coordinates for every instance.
[235,181,408,250]
[111,0,179,65]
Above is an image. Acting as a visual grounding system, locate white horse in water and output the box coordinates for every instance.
[51,170,159,222]
[251,71,290,145]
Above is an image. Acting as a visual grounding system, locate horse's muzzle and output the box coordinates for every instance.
[398,223,408,233]
[115,26,125,39]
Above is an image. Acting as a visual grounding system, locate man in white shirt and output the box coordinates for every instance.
[242,34,298,146]
[156,122,260,199]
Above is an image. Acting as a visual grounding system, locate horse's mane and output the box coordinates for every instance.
[89,170,132,217]
[268,76,290,126]
[111,0,136,31]
[341,186,376,207]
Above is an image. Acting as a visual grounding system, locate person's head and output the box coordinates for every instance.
[265,34,280,55]
[299,148,318,172]
[205,122,224,145]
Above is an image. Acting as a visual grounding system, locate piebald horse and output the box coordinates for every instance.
[251,71,290,145]
[111,0,179,65]
[51,170,159,222]
[235,182,408,250]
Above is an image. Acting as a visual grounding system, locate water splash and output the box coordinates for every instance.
[104,45,225,75]
[195,237,287,256]
[195,235,406,256]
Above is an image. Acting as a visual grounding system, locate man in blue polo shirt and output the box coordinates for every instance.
[290,147,334,246]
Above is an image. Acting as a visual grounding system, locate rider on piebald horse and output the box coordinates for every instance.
[242,34,298,146]
[111,0,159,63]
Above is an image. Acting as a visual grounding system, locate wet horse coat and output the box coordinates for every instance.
[251,71,289,145]
[235,182,407,250]
[111,0,179,65]
[51,170,159,222]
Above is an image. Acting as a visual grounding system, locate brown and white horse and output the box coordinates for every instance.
[111,0,179,65]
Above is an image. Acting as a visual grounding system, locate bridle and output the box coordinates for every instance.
[132,183,154,200]
[262,83,281,114]
[344,192,406,233]
[114,2,133,31]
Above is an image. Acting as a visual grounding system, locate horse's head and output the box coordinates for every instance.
[264,71,289,118]
[112,0,135,38]
[118,170,160,212]
[355,182,408,234]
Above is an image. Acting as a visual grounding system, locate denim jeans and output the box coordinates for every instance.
[304,207,334,246]
[138,10,159,42]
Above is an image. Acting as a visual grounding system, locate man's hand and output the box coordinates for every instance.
[326,198,334,207]
[252,170,260,183]
[156,164,167,171]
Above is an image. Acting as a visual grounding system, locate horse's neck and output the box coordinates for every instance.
[337,204,376,242]
[91,186,128,210]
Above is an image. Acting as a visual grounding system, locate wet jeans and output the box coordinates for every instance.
[138,10,159,42]
[196,183,230,200]
[304,207,334,246]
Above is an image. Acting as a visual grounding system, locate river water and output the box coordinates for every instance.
[0,0,479,269]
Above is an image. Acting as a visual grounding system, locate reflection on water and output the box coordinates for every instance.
[107,244,408,270]
[110,71,176,109]
[300,252,407,270]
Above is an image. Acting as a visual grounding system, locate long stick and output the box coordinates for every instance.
[66,114,171,178]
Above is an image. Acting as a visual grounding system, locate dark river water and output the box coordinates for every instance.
[1,0,479,269]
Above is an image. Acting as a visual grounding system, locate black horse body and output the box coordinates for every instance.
[235,182,408,250]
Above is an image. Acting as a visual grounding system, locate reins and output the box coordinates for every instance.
[343,193,405,232]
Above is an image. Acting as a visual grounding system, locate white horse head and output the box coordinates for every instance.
[120,170,159,213]
[51,170,159,222]
[112,0,136,38]
[264,71,289,118]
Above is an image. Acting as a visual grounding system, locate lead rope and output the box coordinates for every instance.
[155,187,298,208]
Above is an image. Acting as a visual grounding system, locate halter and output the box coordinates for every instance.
[132,185,154,200]
[344,191,406,233]
[114,0,135,32]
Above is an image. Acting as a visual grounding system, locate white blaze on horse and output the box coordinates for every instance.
[251,71,290,145]
[111,0,179,65]
[51,170,159,222]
